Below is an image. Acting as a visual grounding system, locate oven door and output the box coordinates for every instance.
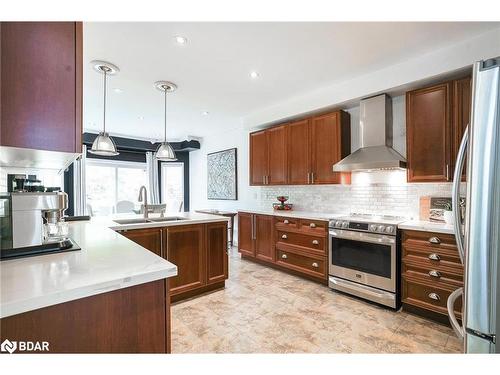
[329,229,396,292]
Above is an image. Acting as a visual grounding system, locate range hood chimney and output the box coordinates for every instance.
[332,94,406,171]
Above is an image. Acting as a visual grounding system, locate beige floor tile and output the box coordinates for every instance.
[171,249,457,354]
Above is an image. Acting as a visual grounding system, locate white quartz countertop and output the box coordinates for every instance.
[237,208,345,221]
[398,220,455,235]
[0,211,227,319]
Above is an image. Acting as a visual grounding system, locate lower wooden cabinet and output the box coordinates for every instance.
[118,221,228,302]
[401,230,464,323]
[238,212,328,284]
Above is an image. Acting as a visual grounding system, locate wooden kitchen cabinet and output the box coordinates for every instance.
[406,77,471,183]
[238,212,274,261]
[249,110,350,186]
[238,212,328,284]
[287,119,311,184]
[310,111,351,184]
[119,222,228,302]
[165,224,205,296]
[250,130,269,185]
[206,222,228,284]
[237,212,255,257]
[254,214,274,262]
[120,228,162,257]
[0,22,82,153]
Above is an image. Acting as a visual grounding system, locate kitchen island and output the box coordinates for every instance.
[0,211,229,353]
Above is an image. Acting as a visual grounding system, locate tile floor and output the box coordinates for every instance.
[171,248,463,353]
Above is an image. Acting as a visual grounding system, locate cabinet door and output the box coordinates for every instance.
[166,225,205,295]
[406,83,452,182]
[120,228,162,257]
[287,119,311,185]
[1,22,82,153]
[310,111,351,184]
[255,215,274,262]
[250,130,268,185]
[267,125,288,184]
[206,222,228,284]
[453,77,472,180]
[238,212,255,257]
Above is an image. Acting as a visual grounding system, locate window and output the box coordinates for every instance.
[85,159,148,216]
[161,162,184,212]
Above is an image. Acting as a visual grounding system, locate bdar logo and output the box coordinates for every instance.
[1,339,17,354]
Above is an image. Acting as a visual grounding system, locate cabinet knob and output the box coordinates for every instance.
[309,223,316,228]
[428,292,440,301]
[281,234,288,239]
[428,236,441,244]
[281,253,287,259]
[428,270,442,278]
[283,220,289,224]
[428,253,441,261]
[312,262,319,268]
[312,240,319,245]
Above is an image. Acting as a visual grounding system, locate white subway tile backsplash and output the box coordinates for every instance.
[258,170,462,220]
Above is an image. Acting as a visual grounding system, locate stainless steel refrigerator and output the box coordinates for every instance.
[448,57,499,353]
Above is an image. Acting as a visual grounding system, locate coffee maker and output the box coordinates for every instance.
[0,191,79,260]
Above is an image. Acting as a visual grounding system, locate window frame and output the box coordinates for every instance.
[160,161,185,212]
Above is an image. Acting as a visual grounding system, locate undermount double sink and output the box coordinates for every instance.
[113,217,187,225]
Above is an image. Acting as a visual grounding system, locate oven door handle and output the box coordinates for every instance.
[329,230,395,245]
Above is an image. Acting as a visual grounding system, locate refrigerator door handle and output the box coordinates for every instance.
[447,287,464,340]
[452,125,468,264]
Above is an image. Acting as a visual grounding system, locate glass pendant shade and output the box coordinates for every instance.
[155,141,177,161]
[89,132,119,156]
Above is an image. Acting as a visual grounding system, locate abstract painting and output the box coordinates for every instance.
[207,148,237,200]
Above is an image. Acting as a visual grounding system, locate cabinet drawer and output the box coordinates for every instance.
[299,219,328,233]
[275,247,326,279]
[403,262,463,288]
[403,276,462,318]
[276,230,326,255]
[274,216,299,229]
[403,244,462,270]
[403,230,458,251]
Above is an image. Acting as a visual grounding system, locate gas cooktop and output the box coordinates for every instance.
[329,213,407,235]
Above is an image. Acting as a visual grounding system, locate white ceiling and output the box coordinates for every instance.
[83,22,499,141]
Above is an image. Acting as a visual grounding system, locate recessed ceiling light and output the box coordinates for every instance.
[250,71,259,79]
[174,36,188,45]
[113,88,123,94]
[202,111,209,116]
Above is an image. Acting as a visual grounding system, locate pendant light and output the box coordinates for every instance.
[89,60,120,156]
[154,81,177,161]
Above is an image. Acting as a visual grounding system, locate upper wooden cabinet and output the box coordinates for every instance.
[250,110,350,186]
[250,125,288,185]
[406,78,472,182]
[0,22,82,153]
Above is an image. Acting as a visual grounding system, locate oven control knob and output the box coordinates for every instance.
[342,222,349,228]
[369,224,377,232]
[386,226,395,234]
[378,225,386,232]
[335,221,342,228]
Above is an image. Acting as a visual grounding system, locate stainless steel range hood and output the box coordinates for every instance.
[332,94,406,171]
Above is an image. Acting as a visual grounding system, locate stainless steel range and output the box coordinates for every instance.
[328,214,406,309]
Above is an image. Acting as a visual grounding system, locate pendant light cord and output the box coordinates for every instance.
[164,87,167,143]
[103,68,107,133]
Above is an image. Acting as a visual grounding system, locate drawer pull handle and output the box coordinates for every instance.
[281,234,288,239]
[428,292,440,301]
[428,253,441,261]
[429,236,441,244]
[281,253,287,259]
[283,220,289,224]
[309,223,316,228]
[312,240,319,245]
[312,262,319,268]
[428,270,442,278]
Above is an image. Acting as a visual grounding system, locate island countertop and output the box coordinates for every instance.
[0,211,228,319]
